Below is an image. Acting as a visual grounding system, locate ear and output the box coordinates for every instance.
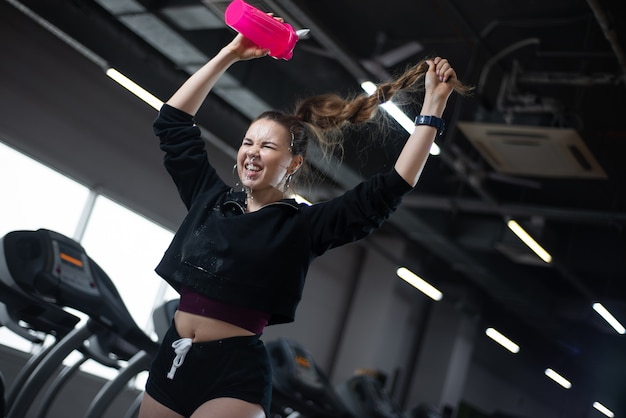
[289,155,304,174]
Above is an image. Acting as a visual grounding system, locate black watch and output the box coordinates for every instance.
[414,115,445,136]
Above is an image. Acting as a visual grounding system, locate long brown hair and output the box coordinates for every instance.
[254,58,472,187]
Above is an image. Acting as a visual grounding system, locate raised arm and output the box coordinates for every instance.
[166,34,269,116]
[394,57,457,187]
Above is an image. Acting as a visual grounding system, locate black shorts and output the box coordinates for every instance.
[145,321,272,417]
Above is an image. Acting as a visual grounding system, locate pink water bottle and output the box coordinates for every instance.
[224,0,304,60]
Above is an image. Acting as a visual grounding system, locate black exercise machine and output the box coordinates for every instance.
[267,338,354,418]
[0,229,158,418]
[336,374,407,418]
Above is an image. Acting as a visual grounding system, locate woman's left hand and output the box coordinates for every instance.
[424,57,457,103]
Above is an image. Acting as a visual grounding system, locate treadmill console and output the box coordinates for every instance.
[268,338,353,417]
[50,237,98,297]
[290,344,324,389]
[2,229,101,306]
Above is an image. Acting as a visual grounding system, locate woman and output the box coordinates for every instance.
[139,32,471,418]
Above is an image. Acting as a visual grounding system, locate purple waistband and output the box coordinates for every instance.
[178,285,270,334]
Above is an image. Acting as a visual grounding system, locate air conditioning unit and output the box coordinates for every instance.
[457,122,607,179]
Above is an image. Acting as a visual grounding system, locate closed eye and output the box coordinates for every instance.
[241,138,279,150]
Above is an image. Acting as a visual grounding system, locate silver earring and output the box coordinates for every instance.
[288,131,295,152]
[285,173,293,189]
[232,164,244,191]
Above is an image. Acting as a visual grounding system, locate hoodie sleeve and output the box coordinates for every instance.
[153,104,228,210]
[302,168,413,256]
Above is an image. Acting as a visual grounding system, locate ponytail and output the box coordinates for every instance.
[256,57,472,186]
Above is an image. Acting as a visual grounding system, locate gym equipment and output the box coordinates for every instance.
[336,374,407,418]
[151,298,179,339]
[409,404,443,418]
[0,228,158,418]
[86,297,179,418]
[0,370,4,418]
[267,338,354,418]
[0,229,82,415]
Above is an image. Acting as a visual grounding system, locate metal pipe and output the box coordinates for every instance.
[402,194,626,225]
[586,0,626,78]
[271,0,370,82]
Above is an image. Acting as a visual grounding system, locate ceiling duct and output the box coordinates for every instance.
[201,0,233,16]
[202,0,306,33]
[457,122,608,179]
[160,4,225,30]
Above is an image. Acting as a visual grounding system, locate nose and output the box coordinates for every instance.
[246,149,259,160]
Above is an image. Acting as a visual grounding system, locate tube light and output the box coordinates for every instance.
[485,327,520,353]
[292,194,312,206]
[506,219,552,263]
[396,267,442,301]
[593,402,614,418]
[544,368,571,389]
[592,303,626,334]
[105,68,163,110]
[361,81,440,156]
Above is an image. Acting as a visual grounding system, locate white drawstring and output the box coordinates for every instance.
[167,337,192,379]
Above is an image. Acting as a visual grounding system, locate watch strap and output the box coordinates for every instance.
[414,115,445,136]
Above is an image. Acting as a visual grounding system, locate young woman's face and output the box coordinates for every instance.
[237,118,300,194]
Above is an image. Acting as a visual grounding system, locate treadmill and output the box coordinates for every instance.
[267,338,354,418]
[0,228,158,418]
[336,374,407,418]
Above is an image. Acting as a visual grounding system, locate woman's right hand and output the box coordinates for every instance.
[224,14,285,61]
[224,33,269,61]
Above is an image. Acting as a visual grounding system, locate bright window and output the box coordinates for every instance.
[0,141,89,352]
[81,195,174,332]
[0,141,89,238]
[0,141,177,382]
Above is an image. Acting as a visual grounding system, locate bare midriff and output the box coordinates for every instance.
[174,310,255,343]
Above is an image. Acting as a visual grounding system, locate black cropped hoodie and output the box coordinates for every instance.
[153,104,413,325]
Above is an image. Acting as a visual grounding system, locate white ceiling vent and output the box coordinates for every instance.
[457,122,607,179]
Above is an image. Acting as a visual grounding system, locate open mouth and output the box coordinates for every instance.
[245,162,260,171]
[243,161,261,179]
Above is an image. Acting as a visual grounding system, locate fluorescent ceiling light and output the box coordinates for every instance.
[592,303,626,334]
[396,267,442,301]
[544,368,571,389]
[292,194,312,206]
[359,80,378,94]
[361,81,440,156]
[506,219,552,263]
[593,402,615,418]
[485,327,520,353]
[105,68,163,110]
